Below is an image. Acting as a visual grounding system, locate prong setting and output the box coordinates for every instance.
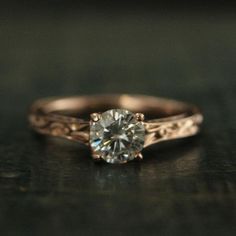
[135,152,143,160]
[90,109,145,164]
[90,113,101,122]
[92,153,103,162]
[135,113,145,122]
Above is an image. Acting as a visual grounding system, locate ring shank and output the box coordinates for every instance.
[29,94,203,147]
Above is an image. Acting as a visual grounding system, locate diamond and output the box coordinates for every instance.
[90,109,145,164]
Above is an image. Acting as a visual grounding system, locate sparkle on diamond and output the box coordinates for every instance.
[90,109,145,164]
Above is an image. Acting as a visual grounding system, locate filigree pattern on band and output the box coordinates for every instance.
[29,113,90,144]
[144,114,203,147]
[29,95,203,148]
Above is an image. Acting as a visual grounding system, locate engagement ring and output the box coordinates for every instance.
[29,94,203,164]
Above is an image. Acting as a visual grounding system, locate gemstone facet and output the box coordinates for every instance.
[90,109,145,164]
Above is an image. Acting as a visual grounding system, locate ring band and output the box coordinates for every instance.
[29,94,203,164]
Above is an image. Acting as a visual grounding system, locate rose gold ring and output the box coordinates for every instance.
[29,94,203,164]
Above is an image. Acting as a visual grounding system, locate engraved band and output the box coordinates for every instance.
[29,94,203,148]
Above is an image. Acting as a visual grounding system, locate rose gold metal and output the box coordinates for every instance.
[135,153,143,160]
[90,113,101,122]
[92,153,103,161]
[29,94,203,149]
[135,113,145,122]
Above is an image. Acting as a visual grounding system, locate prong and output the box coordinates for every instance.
[135,152,143,160]
[92,153,103,162]
[135,113,145,122]
[90,113,101,122]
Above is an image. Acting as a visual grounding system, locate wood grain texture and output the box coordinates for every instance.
[0,4,236,236]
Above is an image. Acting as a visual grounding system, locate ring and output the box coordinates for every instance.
[29,94,203,164]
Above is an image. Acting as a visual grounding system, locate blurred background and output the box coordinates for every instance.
[0,1,236,236]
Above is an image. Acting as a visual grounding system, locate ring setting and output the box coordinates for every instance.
[90,109,145,164]
[29,94,203,164]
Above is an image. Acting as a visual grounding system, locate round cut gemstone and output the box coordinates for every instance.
[90,109,145,164]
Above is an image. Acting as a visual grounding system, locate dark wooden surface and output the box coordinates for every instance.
[0,3,236,236]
